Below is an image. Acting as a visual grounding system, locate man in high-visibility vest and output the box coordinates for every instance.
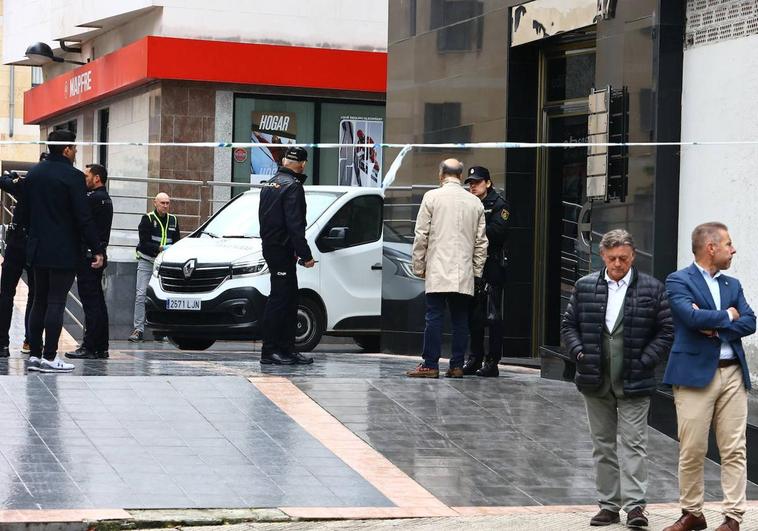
[130,192,180,342]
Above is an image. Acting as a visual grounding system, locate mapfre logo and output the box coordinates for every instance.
[65,70,93,99]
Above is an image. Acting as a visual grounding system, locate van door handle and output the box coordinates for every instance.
[371,264,382,270]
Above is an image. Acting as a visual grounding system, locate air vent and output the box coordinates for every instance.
[686,0,758,49]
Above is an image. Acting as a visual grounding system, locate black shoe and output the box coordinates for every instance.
[462,357,482,375]
[128,330,144,342]
[590,509,620,526]
[291,352,314,365]
[476,361,499,377]
[0,346,9,358]
[95,350,109,359]
[260,352,296,365]
[626,506,648,528]
[65,348,102,360]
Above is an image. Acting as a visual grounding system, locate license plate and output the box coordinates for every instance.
[166,298,201,311]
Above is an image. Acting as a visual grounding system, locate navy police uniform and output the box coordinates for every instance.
[75,185,113,356]
[258,147,314,365]
[464,166,511,376]
[0,171,35,355]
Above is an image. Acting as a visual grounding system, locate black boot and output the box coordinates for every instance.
[476,360,499,377]
[462,357,482,375]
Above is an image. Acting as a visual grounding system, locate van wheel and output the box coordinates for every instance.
[168,337,216,351]
[295,296,324,352]
[353,335,380,352]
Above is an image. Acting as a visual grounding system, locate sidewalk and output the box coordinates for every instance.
[0,288,755,529]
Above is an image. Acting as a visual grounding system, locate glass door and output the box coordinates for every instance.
[533,44,595,351]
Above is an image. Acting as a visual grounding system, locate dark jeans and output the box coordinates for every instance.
[469,283,504,363]
[77,260,109,351]
[0,243,34,347]
[28,267,76,360]
[261,250,298,355]
[422,292,471,370]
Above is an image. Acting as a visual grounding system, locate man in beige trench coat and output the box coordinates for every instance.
[406,158,487,379]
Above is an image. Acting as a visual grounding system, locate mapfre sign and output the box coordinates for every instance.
[64,70,93,98]
[25,36,386,124]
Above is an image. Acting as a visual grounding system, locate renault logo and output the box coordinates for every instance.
[183,259,197,279]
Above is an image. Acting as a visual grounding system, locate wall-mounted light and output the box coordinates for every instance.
[25,42,85,65]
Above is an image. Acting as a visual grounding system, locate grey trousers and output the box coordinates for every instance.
[133,258,154,332]
[583,392,651,512]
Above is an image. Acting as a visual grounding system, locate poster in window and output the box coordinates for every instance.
[250,111,297,184]
[338,118,383,187]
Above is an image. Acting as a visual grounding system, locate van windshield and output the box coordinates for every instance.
[198,190,342,239]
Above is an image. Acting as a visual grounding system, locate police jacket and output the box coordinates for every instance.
[258,166,313,262]
[86,186,113,258]
[481,188,510,284]
[136,210,180,261]
[560,267,673,397]
[22,154,103,270]
[0,172,28,249]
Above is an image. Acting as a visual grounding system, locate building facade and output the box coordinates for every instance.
[678,0,758,379]
[382,0,685,366]
[3,0,387,337]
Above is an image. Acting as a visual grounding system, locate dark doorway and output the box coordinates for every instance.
[534,44,595,352]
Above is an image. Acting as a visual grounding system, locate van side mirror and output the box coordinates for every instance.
[319,226,349,251]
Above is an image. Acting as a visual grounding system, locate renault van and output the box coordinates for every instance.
[145,186,383,351]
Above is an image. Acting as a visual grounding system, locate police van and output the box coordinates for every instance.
[145,186,383,352]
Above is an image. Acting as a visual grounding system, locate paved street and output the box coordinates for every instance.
[0,294,756,527]
[0,336,755,526]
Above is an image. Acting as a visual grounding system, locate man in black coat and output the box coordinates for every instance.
[560,229,673,528]
[462,166,510,377]
[258,146,315,365]
[66,164,113,360]
[23,130,104,373]
[0,159,41,357]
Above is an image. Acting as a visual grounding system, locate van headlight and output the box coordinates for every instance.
[152,255,163,278]
[393,256,423,280]
[231,260,268,278]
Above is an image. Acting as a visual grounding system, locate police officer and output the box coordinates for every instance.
[130,192,180,342]
[66,164,113,359]
[0,159,40,357]
[463,166,511,377]
[258,146,315,365]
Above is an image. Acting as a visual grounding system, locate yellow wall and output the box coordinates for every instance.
[0,0,41,164]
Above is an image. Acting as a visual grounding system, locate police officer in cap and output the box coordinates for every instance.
[67,164,113,359]
[258,146,315,365]
[0,156,42,357]
[463,166,511,377]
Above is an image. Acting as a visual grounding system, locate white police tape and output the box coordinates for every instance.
[2,140,758,148]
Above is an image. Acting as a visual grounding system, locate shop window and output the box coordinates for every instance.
[232,96,384,188]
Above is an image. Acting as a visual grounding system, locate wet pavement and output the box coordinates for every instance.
[0,339,753,515]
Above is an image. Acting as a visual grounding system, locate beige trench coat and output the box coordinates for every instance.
[411,178,488,296]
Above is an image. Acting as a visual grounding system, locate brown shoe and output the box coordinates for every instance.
[627,506,649,528]
[445,367,463,378]
[406,364,439,378]
[590,509,620,526]
[663,511,707,531]
[716,516,740,531]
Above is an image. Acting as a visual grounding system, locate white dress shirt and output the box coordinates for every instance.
[605,268,632,332]
[694,262,735,360]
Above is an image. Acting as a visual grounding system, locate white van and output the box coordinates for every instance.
[145,186,384,351]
